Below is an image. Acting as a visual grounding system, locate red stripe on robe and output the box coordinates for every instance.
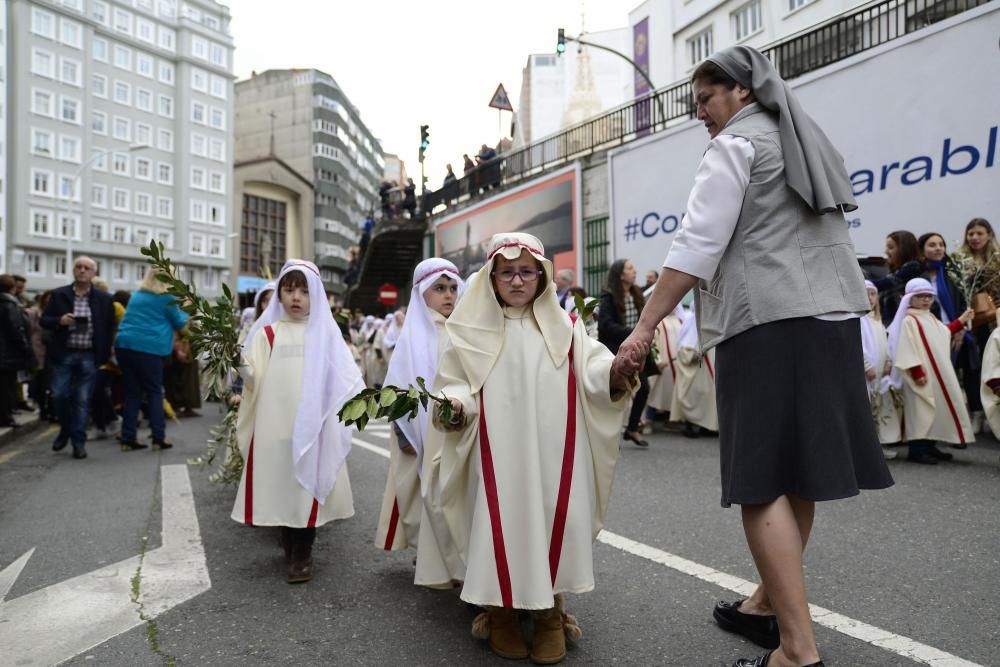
[910,315,966,445]
[548,348,576,585]
[382,499,400,550]
[244,325,277,526]
[478,389,514,608]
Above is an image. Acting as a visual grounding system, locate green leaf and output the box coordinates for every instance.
[573,293,586,315]
[380,387,396,407]
[415,376,429,393]
[366,397,379,419]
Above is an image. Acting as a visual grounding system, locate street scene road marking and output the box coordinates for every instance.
[0,464,210,665]
[0,449,22,465]
[353,435,984,667]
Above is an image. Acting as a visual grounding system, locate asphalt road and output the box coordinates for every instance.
[1,408,997,666]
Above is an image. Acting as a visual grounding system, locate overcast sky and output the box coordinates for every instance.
[226,0,638,189]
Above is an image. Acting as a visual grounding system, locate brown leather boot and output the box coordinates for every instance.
[530,607,567,664]
[287,543,313,584]
[485,607,529,659]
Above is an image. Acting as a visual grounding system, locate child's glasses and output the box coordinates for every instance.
[492,268,541,283]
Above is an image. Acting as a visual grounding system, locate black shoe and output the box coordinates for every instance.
[682,422,701,438]
[733,653,824,667]
[928,445,953,461]
[52,435,69,452]
[714,599,780,649]
[623,431,649,447]
[72,446,87,459]
[907,452,938,464]
[151,437,173,450]
[120,440,149,451]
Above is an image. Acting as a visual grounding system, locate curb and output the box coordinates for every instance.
[0,417,47,450]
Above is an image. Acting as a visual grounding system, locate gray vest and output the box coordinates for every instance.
[695,105,869,350]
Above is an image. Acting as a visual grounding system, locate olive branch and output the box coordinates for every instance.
[338,376,454,431]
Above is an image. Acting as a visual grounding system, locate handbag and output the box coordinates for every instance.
[971,291,996,329]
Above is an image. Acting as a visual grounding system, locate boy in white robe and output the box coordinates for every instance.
[374,259,465,569]
[428,232,634,663]
[646,305,685,416]
[979,313,1000,439]
[669,311,719,437]
[233,260,364,583]
[860,281,900,456]
[887,278,974,464]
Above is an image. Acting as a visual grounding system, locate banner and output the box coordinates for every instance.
[633,18,651,137]
[609,6,1000,275]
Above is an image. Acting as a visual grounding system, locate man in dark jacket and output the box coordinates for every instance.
[40,257,115,459]
[0,275,35,427]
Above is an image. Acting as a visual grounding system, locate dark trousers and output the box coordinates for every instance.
[0,369,17,425]
[50,351,98,448]
[281,527,316,547]
[29,365,52,419]
[117,348,166,442]
[91,369,118,431]
[626,373,650,432]
[907,439,933,458]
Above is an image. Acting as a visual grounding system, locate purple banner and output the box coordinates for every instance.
[633,17,652,137]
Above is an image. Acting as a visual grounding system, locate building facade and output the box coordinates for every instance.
[0,9,7,274]
[5,0,234,295]
[233,69,383,298]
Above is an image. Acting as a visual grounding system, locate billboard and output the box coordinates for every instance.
[608,5,1000,275]
[434,165,581,278]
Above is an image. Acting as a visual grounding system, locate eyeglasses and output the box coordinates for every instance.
[492,268,541,283]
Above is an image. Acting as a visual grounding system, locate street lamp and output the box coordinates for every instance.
[62,143,151,273]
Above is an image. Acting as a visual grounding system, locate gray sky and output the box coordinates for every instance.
[226,0,637,189]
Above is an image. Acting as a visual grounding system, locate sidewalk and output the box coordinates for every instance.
[0,411,44,447]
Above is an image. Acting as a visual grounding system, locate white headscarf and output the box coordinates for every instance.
[383,258,465,469]
[383,310,405,350]
[677,310,699,349]
[446,232,572,394]
[886,278,936,391]
[859,280,881,391]
[359,315,376,340]
[244,260,364,503]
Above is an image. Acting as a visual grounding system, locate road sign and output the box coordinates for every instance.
[488,84,513,111]
[378,283,400,306]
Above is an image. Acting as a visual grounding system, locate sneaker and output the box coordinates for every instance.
[120,440,149,451]
[92,428,109,441]
[882,446,897,460]
[971,411,984,434]
[72,446,88,459]
[52,435,69,452]
[151,437,173,450]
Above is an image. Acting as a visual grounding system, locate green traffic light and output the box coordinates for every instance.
[557,43,565,53]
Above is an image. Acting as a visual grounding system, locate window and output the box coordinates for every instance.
[788,0,812,10]
[191,200,206,222]
[209,76,226,99]
[135,123,152,146]
[25,253,45,276]
[733,1,763,41]
[112,223,130,243]
[135,192,152,216]
[92,73,108,98]
[209,204,225,225]
[189,233,205,255]
[32,89,54,117]
[209,43,226,67]
[158,60,174,84]
[112,153,129,176]
[111,261,127,282]
[191,101,206,124]
[31,169,54,196]
[60,57,81,86]
[191,36,207,60]
[133,262,146,283]
[136,53,154,78]
[91,1,109,25]
[157,162,173,184]
[203,269,219,290]
[190,133,206,156]
[156,229,174,249]
[53,255,69,278]
[32,128,54,156]
[60,135,81,162]
[114,45,132,70]
[31,49,55,78]
[158,26,175,52]
[136,18,154,44]
[90,148,107,171]
[91,221,107,241]
[158,94,173,118]
[57,214,80,240]
[209,138,224,162]
[135,88,153,112]
[191,68,207,92]
[133,228,151,248]
[209,171,224,193]
[157,196,173,219]
[92,37,109,62]
[209,107,225,130]
[62,0,84,12]
[113,81,131,105]
[112,188,129,211]
[58,174,78,200]
[158,0,177,19]
[59,19,82,49]
[157,128,174,152]
[60,97,80,124]
[114,8,132,35]
[240,195,287,274]
[208,236,224,258]
[91,110,107,135]
[32,8,55,39]
[688,28,713,67]
[190,167,206,189]
[135,156,152,180]
[113,116,131,142]
[91,184,107,208]
[31,209,52,236]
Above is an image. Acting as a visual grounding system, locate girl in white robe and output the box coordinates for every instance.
[669,311,719,436]
[979,315,1000,438]
[428,232,633,664]
[646,305,685,414]
[367,319,389,388]
[887,278,974,463]
[859,281,900,454]
[374,259,465,564]
[233,260,364,583]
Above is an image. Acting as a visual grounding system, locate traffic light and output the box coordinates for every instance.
[419,124,430,163]
[557,28,566,55]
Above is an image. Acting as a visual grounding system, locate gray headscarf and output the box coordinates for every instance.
[708,45,857,214]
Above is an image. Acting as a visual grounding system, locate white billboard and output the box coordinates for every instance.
[609,4,1000,275]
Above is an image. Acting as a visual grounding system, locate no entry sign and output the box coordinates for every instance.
[378,283,400,306]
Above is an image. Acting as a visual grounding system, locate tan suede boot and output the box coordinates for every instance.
[529,607,567,664]
[482,607,529,659]
[287,543,313,584]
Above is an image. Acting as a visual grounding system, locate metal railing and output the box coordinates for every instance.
[425,0,987,214]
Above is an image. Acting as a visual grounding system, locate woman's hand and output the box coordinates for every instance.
[958,308,975,325]
[613,327,653,379]
[865,368,877,382]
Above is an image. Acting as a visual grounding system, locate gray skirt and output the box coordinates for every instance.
[715,317,894,508]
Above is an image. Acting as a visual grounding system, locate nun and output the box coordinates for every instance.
[612,46,894,667]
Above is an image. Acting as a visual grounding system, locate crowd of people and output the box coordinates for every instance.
[0,257,200,458]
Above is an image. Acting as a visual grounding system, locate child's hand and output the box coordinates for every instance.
[400,444,416,456]
[228,394,242,406]
[436,399,465,432]
[915,376,928,386]
[882,362,892,377]
[865,368,877,382]
[959,308,975,324]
